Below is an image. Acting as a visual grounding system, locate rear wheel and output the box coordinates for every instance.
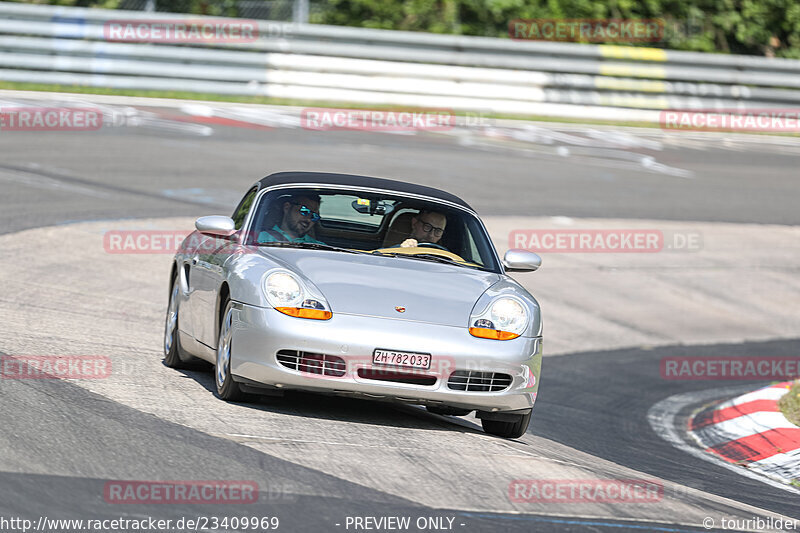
[164,276,193,368]
[481,411,532,439]
[215,299,249,401]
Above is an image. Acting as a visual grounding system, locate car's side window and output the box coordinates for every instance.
[232,186,258,230]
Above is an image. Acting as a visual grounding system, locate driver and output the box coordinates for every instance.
[258,194,325,244]
[400,210,447,248]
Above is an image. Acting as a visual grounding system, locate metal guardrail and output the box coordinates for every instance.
[1,2,800,122]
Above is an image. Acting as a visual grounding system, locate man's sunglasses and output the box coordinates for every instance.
[420,222,444,237]
[292,203,321,222]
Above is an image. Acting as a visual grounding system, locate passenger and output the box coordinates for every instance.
[258,194,325,244]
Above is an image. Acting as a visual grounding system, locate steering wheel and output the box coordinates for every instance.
[416,242,448,251]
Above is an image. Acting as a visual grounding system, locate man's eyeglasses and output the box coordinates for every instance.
[292,203,321,222]
[420,221,444,237]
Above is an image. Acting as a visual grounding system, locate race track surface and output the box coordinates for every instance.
[1,92,799,533]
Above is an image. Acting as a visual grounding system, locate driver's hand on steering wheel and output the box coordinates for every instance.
[400,238,418,248]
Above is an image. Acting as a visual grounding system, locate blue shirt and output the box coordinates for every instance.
[257,225,324,244]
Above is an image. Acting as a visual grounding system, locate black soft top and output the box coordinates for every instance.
[257,171,472,210]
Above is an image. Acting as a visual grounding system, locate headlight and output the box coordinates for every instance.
[469,297,528,340]
[264,271,331,320]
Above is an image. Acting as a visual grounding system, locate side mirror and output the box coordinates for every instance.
[503,249,542,272]
[195,216,236,237]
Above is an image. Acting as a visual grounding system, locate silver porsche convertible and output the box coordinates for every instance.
[164,172,543,438]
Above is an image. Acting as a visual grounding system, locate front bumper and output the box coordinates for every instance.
[230,302,542,412]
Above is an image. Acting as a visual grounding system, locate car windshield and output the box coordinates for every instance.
[244,187,501,272]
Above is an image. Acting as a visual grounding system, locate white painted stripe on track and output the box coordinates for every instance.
[720,386,790,409]
[690,412,798,449]
[748,449,800,480]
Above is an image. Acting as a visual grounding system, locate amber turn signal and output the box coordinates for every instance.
[469,327,519,340]
[275,307,332,320]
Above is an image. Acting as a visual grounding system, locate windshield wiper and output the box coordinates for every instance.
[256,241,369,255]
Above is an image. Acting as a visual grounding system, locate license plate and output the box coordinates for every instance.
[372,349,431,370]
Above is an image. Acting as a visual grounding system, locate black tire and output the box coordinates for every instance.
[215,299,250,402]
[164,275,193,368]
[481,411,532,439]
[426,405,473,417]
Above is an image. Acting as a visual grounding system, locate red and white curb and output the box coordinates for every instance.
[689,381,800,485]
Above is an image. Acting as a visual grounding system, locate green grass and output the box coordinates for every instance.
[778,382,800,427]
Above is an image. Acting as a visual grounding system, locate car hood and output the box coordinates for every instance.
[260,249,501,327]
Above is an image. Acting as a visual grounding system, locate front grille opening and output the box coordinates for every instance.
[276,350,346,377]
[357,368,436,386]
[447,370,512,392]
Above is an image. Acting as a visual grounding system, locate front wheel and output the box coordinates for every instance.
[215,299,249,402]
[164,276,193,368]
[481,411,531,439]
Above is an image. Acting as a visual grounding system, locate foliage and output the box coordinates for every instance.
[9,0,800,56]
[778,382,800,427]
[313,0,800,57]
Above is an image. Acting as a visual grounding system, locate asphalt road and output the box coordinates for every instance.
[1,93,799,533]
[1,99,799,236]
[1,365,751,533]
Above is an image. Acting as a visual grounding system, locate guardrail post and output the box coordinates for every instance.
[293,0,308,23]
